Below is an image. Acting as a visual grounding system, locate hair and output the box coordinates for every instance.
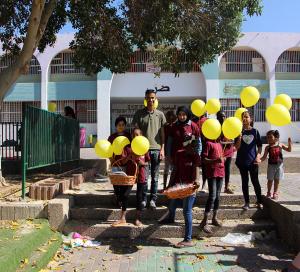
[241,110,254,127]
[176,106,192,121]
[216,110,225,119]
[115,116,127,127]
[132,127,143,135]
[267,129,280,139]
[64,106,76,119]
[165,110,176,121]
[145,89,156,96]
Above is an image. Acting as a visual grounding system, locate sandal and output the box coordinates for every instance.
[111,219,127,227]
[174,240,195,248]
[272,192,279,200]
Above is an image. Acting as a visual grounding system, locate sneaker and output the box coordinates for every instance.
[242,203,250,210]
[266,192,272,198]
[149,200,156,210]
[141,201,146,209]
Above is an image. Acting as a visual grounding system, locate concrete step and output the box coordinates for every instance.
[70,205,268,221]
[72,193,257,207]
[63,219,275,239]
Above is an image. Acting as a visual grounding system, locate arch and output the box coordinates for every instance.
[275,47,300,74]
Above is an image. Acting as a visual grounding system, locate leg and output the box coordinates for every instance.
[201,164,207,191]
[182,194,196,242]
[224,157,234,193]
[267,180,273,197]
[163,160,171,189]
[135,183,146,226]
[249,164,262,205]
[239,166,250,207]
[212,178,224,226]
[273,179,280,200]
[142,165,149,203]
[149,150,161,205]
[113,185,121,206]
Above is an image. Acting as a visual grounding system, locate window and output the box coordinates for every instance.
[50,51,86,74]
[220,50,265,73]
[291,99,300,121]
[276,51,300,73]
[0,56,40,75]
[220,98,266,122]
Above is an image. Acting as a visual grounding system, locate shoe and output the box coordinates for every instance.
[149,200,156,210]
[272,192,279,200]
[224,188,234,194]
[266,192,272,198]
[174,240,195,248]
[141,201,146,209]
[242,203,250,210]
[256,202,263,209]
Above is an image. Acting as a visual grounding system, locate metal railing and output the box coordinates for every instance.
[276,51,300,73]
[0,55,41,74]
[21,105,80,198]
[0,122,22,160]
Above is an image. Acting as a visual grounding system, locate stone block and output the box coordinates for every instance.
[1,205,15,220]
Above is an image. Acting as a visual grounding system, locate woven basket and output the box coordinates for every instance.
[109,159,137,186]
[163,183,198,199]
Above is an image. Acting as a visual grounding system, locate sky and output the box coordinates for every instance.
[60,0,300,34]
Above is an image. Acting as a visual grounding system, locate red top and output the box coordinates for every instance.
[202,141,225,178]
[171,150,201,185]
[108,131,131,162]
[220,135,235,158]
[268,145,283,165]
[169,120,200,157]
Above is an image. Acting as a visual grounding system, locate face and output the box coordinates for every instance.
[167,113,176,123]
[116,121,126,133]
[133,129,142,138]
[267,133,277,144]
[217,112,226,124]
[242,112,251,126]
[177,111,187,122]
[145,92,156,107]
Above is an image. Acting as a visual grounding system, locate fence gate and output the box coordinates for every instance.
[21,105,80,198]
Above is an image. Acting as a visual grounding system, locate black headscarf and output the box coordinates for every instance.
[176,106,192,124]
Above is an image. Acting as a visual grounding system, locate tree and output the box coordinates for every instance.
[0,0,262,101]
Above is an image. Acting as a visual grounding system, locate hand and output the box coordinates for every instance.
[193,180,201,189]
[254,154,261,164]
[288,137,292,144]
[217,156,224,163]
[159,149,165,160]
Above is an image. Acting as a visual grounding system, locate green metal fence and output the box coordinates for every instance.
[21,105,80,198]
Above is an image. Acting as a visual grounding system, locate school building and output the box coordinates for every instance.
[1,32,300,144]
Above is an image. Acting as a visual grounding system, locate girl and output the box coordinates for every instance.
[126,128,150,226]
[199,138,225,233]
[261,130,292,200]
[217,111,235,194]
[160,106,201,248]
[235,111,263,210]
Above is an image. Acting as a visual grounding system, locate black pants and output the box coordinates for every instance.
[204,177,223,213]
[238,164,262,204]
[136,183,147,211]
[225,157,232,188]
[113,185,133,211]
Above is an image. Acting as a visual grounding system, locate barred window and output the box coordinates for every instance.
[0,101,40,122]
[291,99,300,121]
[50,50,85,74]
[220,98,266,122]
[275,51,300,73]
[128,50,200,73]
[220,50,265,73]
[50,100,96,123]
[0,55,40,75]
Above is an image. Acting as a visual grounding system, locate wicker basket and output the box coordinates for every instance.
[109,159,137,186]
[163,183,198,199]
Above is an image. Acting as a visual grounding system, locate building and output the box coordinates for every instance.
[1,32,300,143]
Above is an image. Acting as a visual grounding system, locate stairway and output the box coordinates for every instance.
[63,192,275,239]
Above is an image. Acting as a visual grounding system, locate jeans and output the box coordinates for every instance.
[168,194,196,242]
[136,183,147,211]
[238,164,262,204]
[225,157,232,187]
[144,149,161,202]
[204,177,223,213]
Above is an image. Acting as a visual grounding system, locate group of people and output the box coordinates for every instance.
[108,89,292,248]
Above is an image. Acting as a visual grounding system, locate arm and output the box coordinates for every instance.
[260,146,269,162]
[234,135,242,150]
[255,129,262,163]
[193,166,201,188]
[281,138,292,152]
[160,127,165,160]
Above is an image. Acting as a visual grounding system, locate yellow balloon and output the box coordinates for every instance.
[144,99,158,109]
[202,119,222,140]
[240,86,260,107]
[131,136,150,156]
[266,104,291,126]
[48,102,57,112]
[112,136,130,155]
[205,98,221,114]
[234,108,248,121]
[222,117,243,140]
[274,94,292,110]
[191,99,206,117]
[94,140,113,158]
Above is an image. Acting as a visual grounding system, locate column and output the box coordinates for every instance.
[40,64,49,110]
[97,69,113,140]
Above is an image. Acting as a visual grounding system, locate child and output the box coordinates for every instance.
[127,128,150,226]
[163,110,177,189]
[199,138,225,234]
[235,111,263,210]
[217,111,235,194]
[261,130,292,200]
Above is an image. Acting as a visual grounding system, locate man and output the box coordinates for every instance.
[132,89,166,209]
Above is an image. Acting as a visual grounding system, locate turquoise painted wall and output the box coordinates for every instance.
[4,83,41,101]
[276,80,300,97]
[219,79,269,98]
[201,59,219,80]
[48,81,97,100]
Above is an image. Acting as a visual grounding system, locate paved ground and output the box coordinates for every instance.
[46,237,295,272]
